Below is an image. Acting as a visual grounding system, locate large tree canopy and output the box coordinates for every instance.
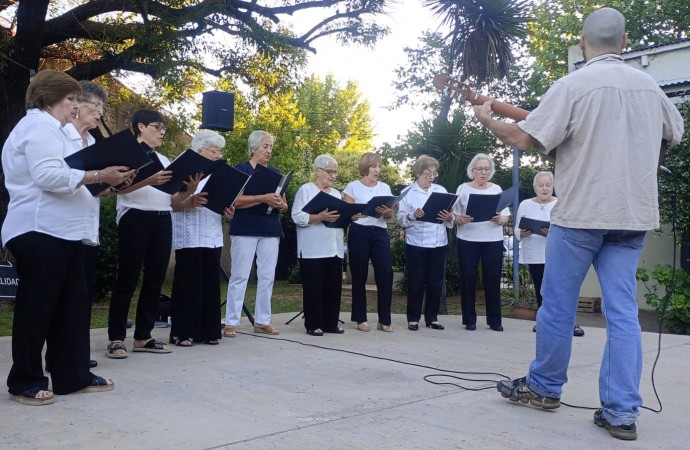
[0,0,392,221]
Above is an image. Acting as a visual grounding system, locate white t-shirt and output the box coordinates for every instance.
[116,151,172,223]
[1,109,98,245]
[453,182,510,242]
[514,198,556,264]
[172,178,224,250]
[291,182,345,259]
[343,179,392,228]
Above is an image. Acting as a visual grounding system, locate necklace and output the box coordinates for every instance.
[535,198,551,210]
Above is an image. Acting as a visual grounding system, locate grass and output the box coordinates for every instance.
[0,280,512,336]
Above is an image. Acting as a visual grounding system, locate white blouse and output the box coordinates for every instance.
[291,182,345,259]
[172,178,224,250]
[514,198,556,264]
[396,181,452,248]
[343,179,392,228]
[116,152,172,223]
[1,109,98,245]
[64,123,100,243]
[452,182,510,242]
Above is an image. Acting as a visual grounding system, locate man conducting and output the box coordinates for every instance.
[472,7,684,441]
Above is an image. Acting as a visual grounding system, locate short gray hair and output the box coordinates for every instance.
[533,171,554,188]
[77,80,108,104]
[314,154,337,171]
[582,7,626,51]
[191,129,226,152]
[248,130,274,157]
[466,153,496,180]
[411,154,440,177]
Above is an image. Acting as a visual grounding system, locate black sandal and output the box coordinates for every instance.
[171,337,193,347]
[203,339,219,345]
[77,374,115,393]
[9,386,55,406]
[132,339,172,353]
[106,340,128,359]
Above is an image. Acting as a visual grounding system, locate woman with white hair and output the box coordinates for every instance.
[514,171,584,337]
[169,130,235,347]
[452,153,510,332]
[223,130,286,338]
[291,154,346,336]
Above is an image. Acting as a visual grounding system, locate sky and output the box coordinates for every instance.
[298,3,438,147]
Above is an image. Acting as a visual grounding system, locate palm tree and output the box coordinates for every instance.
[424,0,531,87]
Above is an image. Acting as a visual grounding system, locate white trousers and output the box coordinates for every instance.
[225,235,280,326]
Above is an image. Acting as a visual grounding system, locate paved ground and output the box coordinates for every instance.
[0,312,688,449]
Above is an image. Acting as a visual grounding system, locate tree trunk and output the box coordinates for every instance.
[0,0,50,227]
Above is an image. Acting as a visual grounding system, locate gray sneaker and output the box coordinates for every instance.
[497,377,561,409]
[593,409,637,440]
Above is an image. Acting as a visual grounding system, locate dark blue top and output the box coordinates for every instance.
[230,161,284,238]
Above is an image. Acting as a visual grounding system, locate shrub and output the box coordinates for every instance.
[636,265,690,335]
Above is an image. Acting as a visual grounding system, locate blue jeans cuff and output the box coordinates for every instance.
[526,373,560,399]
[602,407,638,426]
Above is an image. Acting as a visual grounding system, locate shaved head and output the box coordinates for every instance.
[582,7,626,53]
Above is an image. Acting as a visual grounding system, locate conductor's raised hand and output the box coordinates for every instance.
[473,99,494,122]
[318,208,340,223]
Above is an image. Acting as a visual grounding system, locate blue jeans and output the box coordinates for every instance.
[526,225,645,426]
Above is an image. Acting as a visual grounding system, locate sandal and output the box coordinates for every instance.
[106,340,128,359]
[254,323,280,335]
[222,326,236,338]
[9,386,55,406]
[132,339,172,353]
[357,322,371,332]
[377,323,394,332]
[77,374,115,393]
[204,339,219,345]
[171,337,193,347]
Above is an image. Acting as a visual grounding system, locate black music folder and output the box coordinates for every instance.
[417,192,458,224]
[518,217,550,237]
[64,129,153,172]
[153,149,226,195]
[265,170,294,215]
[242,165,282,196]
[361,189,410,218]
[65,130,155,196]
[465,184,519,222]
[202,163,251,216]
[301,191,367,229]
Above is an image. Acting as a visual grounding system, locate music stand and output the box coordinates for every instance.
[219,265,254,326]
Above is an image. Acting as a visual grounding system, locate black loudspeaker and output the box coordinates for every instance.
[200,91,235,131]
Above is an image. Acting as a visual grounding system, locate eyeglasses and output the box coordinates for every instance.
[318,168,338,177]
[422,170,439,178]
[473,167,491,172]
[81,100,104,115]
[147,123,167,132]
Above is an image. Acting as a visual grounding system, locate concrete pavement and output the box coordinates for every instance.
[0,313,688,449]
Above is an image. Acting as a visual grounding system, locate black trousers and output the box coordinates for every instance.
[405,244,445,323]
[299,256,342,331]
[108,209,172,342]
[170,247,222,341]
[456,238,504,327]
[348,223,393,325]
[6,232,92,395]
[528,263,545,308]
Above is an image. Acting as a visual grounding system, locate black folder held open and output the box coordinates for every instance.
[518,216,550,237]
[465,184,520,222]
[202,164,251,216]
[417,192,458,224]
[301,191,367,229]
[64,130,154,196]
[153,149,227,195]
